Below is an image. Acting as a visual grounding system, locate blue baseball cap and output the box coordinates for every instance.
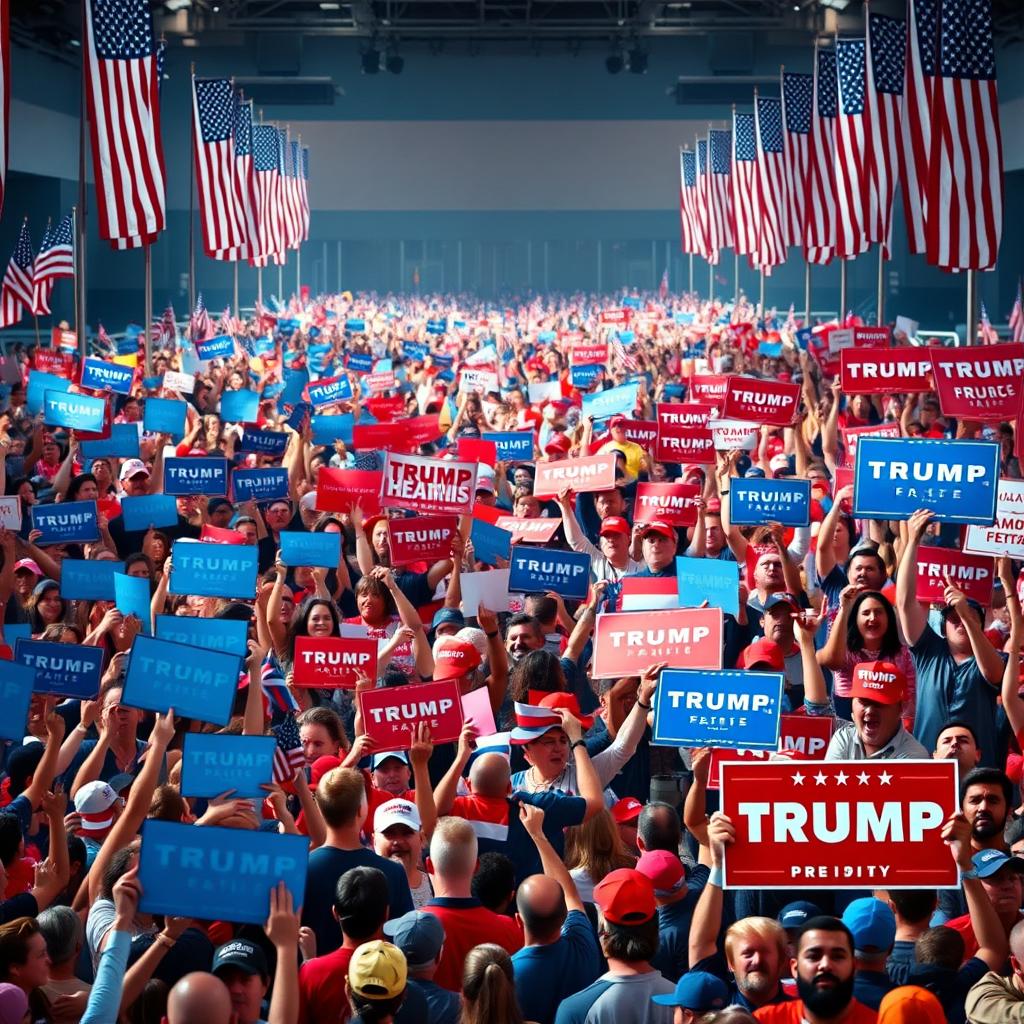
[383,910,445,970]
[744,466,766,478]
[971,847,1024,878]
[370,751,409,770]
[652,971,729,1011]
[431,607,465,633]
[842,897,896,953]
[778,900,822,932]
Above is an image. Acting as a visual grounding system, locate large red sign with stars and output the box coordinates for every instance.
[720,760,959,890]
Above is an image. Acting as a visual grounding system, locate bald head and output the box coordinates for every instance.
[516,874,568,944]
[166,972,233,1024]
[1011,918,1024,961]
[469,752,511,799]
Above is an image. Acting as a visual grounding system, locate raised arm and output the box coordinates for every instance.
[688,811,733,967]
[518,802,585,915]
[894,508,932,647]
[265,882,301,1024]
[817,584,856,670]
[815,484,852,582]
[943,570,1005,687]
[1000,558,1024,740]
[408,723,437,839]
[558,709,602,821]
[476,605,509,715]
[433,722,475,817]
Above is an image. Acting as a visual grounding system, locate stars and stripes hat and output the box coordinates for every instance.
[511,692,594,744]
[73,781,121,831]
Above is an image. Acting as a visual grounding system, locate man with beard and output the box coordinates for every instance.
[372,798,432,909]
[933,721,982,779]
[753,917,876,1024]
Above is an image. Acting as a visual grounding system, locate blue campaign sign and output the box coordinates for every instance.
[164,457,229,496]
[280,530,340,568]
[482,431,535,463]
[345,318,366,332]
[114,572,152,633]
[0,662,35,741]
[570,364,604,388]
[795,327,813,350]
[26,371,71,414]
[155,614,250,657]
[675,557,740,617]
[15,639,103,698]
[674,312,695,325]
[307,375,353,408]
[253,334,274,355]
[123,634,240,725]
[43,390,106,432]
[80,423,140,460]
[120,494,179,532]
[139,820,309,924]
[239,429,288,457]
[425,319,446,335]
[180,734,276,799]
[233,467,289,504]
[581,381,639,422]
[32,500,100,545]
[221,388,260,423]
[143,397,187,439]
[285,401,312,432]
[347,352,374,372]
[433,352,454,369]
[854,437,1001,525]
[60,558,124,600]
[730,478,811,528]
[652,669,784,750]
[758,341,783,359]
[278,368,309,411]
[403,341,429,362]
[170,540,258,600]
[623,296,641,309]
[81,357,134,395]
[508,545,591,600]
[470,518,513,566]
[310,414,354,447]
[195,334,235,360]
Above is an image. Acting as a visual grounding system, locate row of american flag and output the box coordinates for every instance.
[678,0,1003,275]
[0,215,75,328]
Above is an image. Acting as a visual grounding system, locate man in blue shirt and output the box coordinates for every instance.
[625,520,679,579]
[383,910,460,1024]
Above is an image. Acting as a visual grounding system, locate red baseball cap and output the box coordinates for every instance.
[851,660,906,705]
[636,850,686,894]
[599,516,631,537]
[544,433,571,455]
[609,415,627,429]
[432,638,482,681]
[737,638,785,671]
[611,796,643,823]
[594,868,657,924]
[640,520,676,541]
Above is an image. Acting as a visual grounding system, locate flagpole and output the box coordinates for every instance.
[32,315,40,347]
[734,251,739,308]
[966,270,977,346]
[188,63,197,317]
[708,261,713,304]
[759,268,765,315]
[804,259,811,324]
[71,206,80,343]
[688,254,693,294]
[876,245,885,326]
[233,262,239,320]
[144,243,152,376]
[839,259,848,322]
[77,3,88,360]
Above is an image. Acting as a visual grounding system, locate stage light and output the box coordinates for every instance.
[361,48,381,73]
[606,53,624,74]
[628,48,648,73]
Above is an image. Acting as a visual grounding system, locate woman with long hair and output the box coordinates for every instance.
[26,580,67,636]
[459,945,531,1024]
[564,809,636,902]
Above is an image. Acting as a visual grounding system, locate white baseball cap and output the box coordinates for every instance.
[375,798,421,834]
[119,458,151,482]
[73,780,121,831]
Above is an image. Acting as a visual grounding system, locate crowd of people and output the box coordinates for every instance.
[0,287,1020,1024]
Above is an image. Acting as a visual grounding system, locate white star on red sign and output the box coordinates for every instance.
[814,771,828,786]
[835,771,849,785]
[879,771,892,786]
[857,772,870,785]
[792,771,805,786]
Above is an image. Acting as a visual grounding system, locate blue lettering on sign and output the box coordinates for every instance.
[14,639,103,699]
[169,540,259,600]
[180,734,277,799]
[155,615,250,657]
[31,500,100,545]
[163,457,229,496]
[233,468,289,503]
[730,478,811,528]
[508,545,591,600]
[60,559,124,601]
[81,358,134,395]
[483,432,535,462]
[0,663,35,742]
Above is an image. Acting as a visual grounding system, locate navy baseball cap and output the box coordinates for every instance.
[744,466,766,478]
[652,971,729,1011]
[212,939,268,978]
[778,900,822,932]
[971,848,1024,878]
[431,608,465,633]
[383,910,445,970]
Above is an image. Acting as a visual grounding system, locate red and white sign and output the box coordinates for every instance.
[634,482,701,526]
[315,468,383,515]
[965,479,1024,559]
[688,374,728,409]
[571,343,608,366]
[720,760,959,890]
[533,454,616,497]
[366,396,405,421]
[591,608,723,679]
[200,524,247,545]
[494,516,560,544]
[358,680,464,753]
[599,309,629,325]
[930,342,1024,420]
[843,422,902,462]
[915,547,995,606]
[403,415,445,448]
[722,377,800,426]
[456,438,498,467]
[459,368,500,395]
[655,425,715,465]
[364,370,397,393]
[827,328,855,354]
[657,402,715,430]
[34,350,74,378]
[840,349,934,395]
[619,576,679,611]
[387,515,458,566]
[711,419,759,452]
[50,327,78,352]
[854,326,891,349]
[293,636,378,689]
[381,452,478,516]
[620,419,658,452]
[352,422,411,452]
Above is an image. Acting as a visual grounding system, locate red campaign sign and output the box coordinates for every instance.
[358,680,464,753]
[656,402,715,430]
[571,343,608,366]
[315,468,383,515]
[364,371,397,393]
[915,547,995,606]
[33,350,74,378]
[655,424,715,465]
[634,481,701,526]
[722,377,801,426]
[620,419,658,452]
[843,422,901,462]
[832,465,855,498]
[403,415,445,448]
[293,636,378,689]
[352,422,412,452]
[930,342,1024,421]
[599,309,629,325]
[533,454,616,497]
[721,760,960,890]
[494,516,561,544]
[457,438,497,467]
[387,514,459,566]
[853,326,891,349]
[591,607,723,678]
[688,374,728,410]
[365,396,405,421]
[381,452,478,516]
[707,715,835,791]
[50,327,78,351]
[840,349,934,395]
[200,524,247,545]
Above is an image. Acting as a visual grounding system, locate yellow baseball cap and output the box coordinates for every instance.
[348,941,407,1000]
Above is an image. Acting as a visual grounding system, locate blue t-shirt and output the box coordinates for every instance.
[650,864,711,982]
[554,970,675,1024]
[485,790,587,884]
[408,978,459,1024]
[513,909,602,1024]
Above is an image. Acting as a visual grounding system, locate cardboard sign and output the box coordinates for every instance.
[34,348,74,377]
[163,370,196,394]
[840,349,934,394]
[827,328,855,354]
[81,357,134,395]
[292,636,378,689]
[80,422,140,460]
[180,734,277,800]
[853,438,1000,525]
[233,467,289,504]
[964,479,1024,559]
[571,343,608,365]
[570,364,603,388]
[365,370,397,393]
[657,402,715,430]
[459,368,500,395]
[155,614,250,657]
[843,422,902,463]
[239,429,289,456]
[0,496,22,531]
[123,634,241,726]
[43,390,106,432]
[279,530,341,568]
[895,316,919,340]
[581,382,639,422]
[706,714,834,789]
[387,515,458,566]
[380,452,478,516]
[200,524,247,545]
[114,572,152,633]
[469,517,513,566]
[720,760,959,890]
[508,545,591,599]
[494,516,560,544]
[914,547,995,606]
[169,539,259,599]
[220,389,260,424]
[164,457,229,496]
[31,500,100,545]
[307,375,353,408]
[655,425,715,465]
[688,374,728,409]
[460,568,512,616]
[143,397,187,439]
[619,576,679,611]
[138,821,308,925]
[14,639,103,699]
[620,419,658,452]
[730,478,811,527]
[930,343,1024,420]
[528,381,562,405]
[457,438,498,467]
[26,371,71,414]
[533,455,616,498]
[854,326,891,349]
[0,662,35,742]
[722,377,800,426]
[358,680,464,753]
[652,669,784,750]
[310,414,353,447]
[482,431,534,462]
[352,422,411,452]
[195,334,235,360]
[315,468,382,516]
[591,608,723,679]
[600,309,629,325]
[634,482,701,526]
[120,494,179,532]
[60,559,124,601]
[711,419,759,452]
[675,556,740,616]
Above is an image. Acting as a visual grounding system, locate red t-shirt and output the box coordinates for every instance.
[755,997,877,1023]
[947,909,1023,962]
[425,898,523,991]
[298,945,353,1024]
[362,770,416,838]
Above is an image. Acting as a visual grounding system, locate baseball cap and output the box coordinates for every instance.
[431,607,465,634]
[744,466,766,478]
[212,939,269,978]
[842,897,896,953]
[544,433,571,455]
[511,692,595,743]
[850,660,906,705]
[348,940,408,1000]
[432,637,482,681]
[636,849,685,895]
[737,638,785,671]
[382,911,445,971]
[877,986,945,1024]
[593,868,657,925]
[371,751,410,770]
[375,798,422,833]
[970,847,1024,878]
[609,415,627,429]
[73,781,121,831]
[763,592,800,614]
[778,901,823,931]
[651,971,729,1011]
[12,559,41,576]
[640,520,675,541]
[769,453,791,473]
[611,796,643,823]
[680,464,706,484]
[599,516,630,537]
[107,773,134,796]
[207,497,232,515]
[119,458,150,482]
[475,476,496,494]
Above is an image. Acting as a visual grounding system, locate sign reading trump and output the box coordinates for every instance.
[591,608,722,679]
[380,452,478,516]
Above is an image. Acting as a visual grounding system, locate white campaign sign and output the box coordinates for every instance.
[964,479,1024,558]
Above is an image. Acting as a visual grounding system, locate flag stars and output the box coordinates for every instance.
[857,771,871,785]
[879,770,893,786]
[813,771,828,786]
[791,771,806,786]
[835,771,849,786]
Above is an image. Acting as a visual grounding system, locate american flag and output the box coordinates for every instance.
[834,39,871,260]
[279,136,298,251]
[866,13,905,255]
[216,96,256,263]
[753,95,788,269]
[926,0,1003,271]
[1011,280,1024,344]
[610,332,639,371]
[97,322,114,353]
[271,715,305,784]
[695,139,712,262]
[678,149,700,256]
[250,124,285,268]
[261,652,298,714]
[156,302,177,345]
[707,128,734,259]
[979,302,999,344]
[781,72,812,250]
[84,0,166,250]
[0,220,33,328]
[192,77,245,258]
[731,112,760,266]
[288,140,304,249]
[299,146,310,242]
[31,214,74,316]
[806,47,838,265]
[0,0,8,222]
[189,292,212,342]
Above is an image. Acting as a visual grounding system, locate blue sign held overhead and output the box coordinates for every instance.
[180,734,277,800]
[43,390,106,433]
[469,518,513,567]
[14,640,103,699]
[32,501,99,545]
[347,352,374,373]
[279,530,340,569]
[345,318,366,333]
[239,429,288,457]
[652,668,784,750]
[570,364,604,388]
[310,414,354,447]
[220,388,260,424]
[80,423,140,460]
[195,334,235,361]
[26,371,71,415]
[81,358,134,395]
[164,457,229,496]
[307,376,353,409]
[482,432,535,463]
[120,494,179,533]
[508,545,591,600]
[233,468,289,504]
[675,557,740,617]
[143,397,187,439]
[169,540,259,600]
[853,437,1001,525]
[0,662,35,742]
[155,614,250,657]
[581,381,639,422]
[60,559,124,601]
[114,572,152,633]
[403,341,429,362]
[730,478,811,528]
